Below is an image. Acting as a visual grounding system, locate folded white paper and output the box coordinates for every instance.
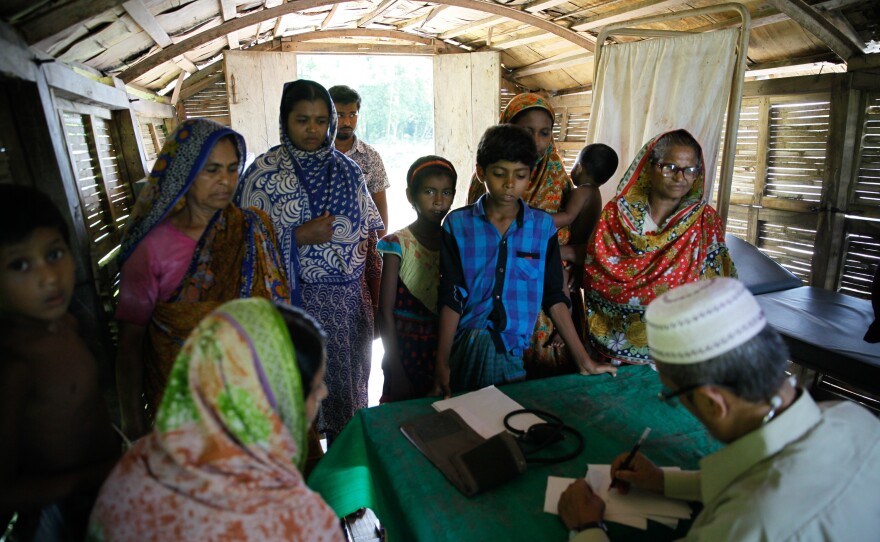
[587,465,692,521]
[432,385,545,439]
[543,466,693,531]
[544,476,574,514]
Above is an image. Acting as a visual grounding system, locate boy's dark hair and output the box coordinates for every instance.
[577,143,619,186]
[0,184,70,248]
[328,85,362,109]
[275,303,327,398]
[476,124,538,170]
[280,80,332,126]
[406,155,457,192]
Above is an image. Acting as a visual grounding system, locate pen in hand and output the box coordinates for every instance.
[609,427,652,490]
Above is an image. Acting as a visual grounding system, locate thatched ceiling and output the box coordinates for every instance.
[2,0,878,97]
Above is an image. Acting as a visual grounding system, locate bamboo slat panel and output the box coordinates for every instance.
[714,98,761,201]
[61,110,135,316]
[725,205,750,240]
[139,120,157,164]
[62,111,115,258]
[756,207,817,285]
[853,92,880,208]
[550,93,590,171]
[764,98,831,203]
[181,79,230,125]
[838,229,879,300]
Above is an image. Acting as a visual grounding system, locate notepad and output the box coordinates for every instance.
[432,385,545,439]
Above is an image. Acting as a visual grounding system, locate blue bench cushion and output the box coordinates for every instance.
[756,286,880,393]
[725,233,802,295]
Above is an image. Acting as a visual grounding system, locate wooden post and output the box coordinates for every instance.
[749,97,771,245]
[811,73,860,290]
[111,78,148,187]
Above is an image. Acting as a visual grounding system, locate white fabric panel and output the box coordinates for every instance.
[588,29,739,204]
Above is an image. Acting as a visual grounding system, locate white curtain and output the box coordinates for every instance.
[588,28,739,204]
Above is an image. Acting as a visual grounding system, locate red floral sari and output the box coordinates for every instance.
[584,130,736,365]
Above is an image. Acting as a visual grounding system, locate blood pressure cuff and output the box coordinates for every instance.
[401,409,526,497]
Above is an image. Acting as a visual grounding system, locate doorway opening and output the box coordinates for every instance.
[298,54,434,234]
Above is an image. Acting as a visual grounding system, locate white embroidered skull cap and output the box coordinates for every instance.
[645,278,766,364]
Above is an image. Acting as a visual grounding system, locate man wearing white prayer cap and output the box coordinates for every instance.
[559,278,880,542]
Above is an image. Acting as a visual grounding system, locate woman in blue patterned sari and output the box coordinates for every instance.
[236,80,383,442]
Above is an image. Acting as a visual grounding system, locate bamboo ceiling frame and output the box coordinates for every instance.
[594,3,751,230]
[118,0,596,83]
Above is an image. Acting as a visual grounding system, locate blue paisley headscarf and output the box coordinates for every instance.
[235,80,383,285]
[120,118,246,264]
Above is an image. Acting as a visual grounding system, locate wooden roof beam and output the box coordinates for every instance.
[745,54,844,77]
[525,0,570,13]
[219,0,236,21]
[274,15,289,38]
[169,70,187,105]
[480,28,548,50]
[512,50,593,77]
[396,5,449,31]
[820,8,867,52]
[358,0,399,27]
[120,0,596,82]
[452,0,569,42]
[571,0,686,32]
[282,42,449,55]
[219,0,240,50]
[123,0,172,48]
[439,16,504,40]
[18,0,123,45]
[20,0,124,44]
[289,28,438,46]
[320,5,339,29]
[770,0,862,60]
[173,55,198,74]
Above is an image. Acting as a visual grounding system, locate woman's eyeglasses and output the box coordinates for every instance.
[656,163,701,182]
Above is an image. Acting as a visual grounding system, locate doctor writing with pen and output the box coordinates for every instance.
[558,279,880,542]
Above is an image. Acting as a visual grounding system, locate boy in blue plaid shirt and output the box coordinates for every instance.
[432,125,616,396]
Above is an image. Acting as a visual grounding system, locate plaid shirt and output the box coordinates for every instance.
[439,196,568,355]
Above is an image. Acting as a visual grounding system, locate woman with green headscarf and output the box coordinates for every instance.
[88,299,343,541]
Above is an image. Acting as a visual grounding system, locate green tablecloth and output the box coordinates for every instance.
[308,366,720,542]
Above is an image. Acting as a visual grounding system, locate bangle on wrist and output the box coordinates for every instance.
[572,521,607,533]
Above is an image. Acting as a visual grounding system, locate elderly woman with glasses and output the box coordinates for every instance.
[582,129,737,366]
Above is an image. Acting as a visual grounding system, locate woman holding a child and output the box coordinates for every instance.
[236,80,383,443]
[115,119,290,437]
[467,93,579,379]
[583,129,736,365]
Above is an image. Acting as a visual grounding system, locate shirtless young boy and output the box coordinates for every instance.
[554,143,618,233]
[0,185,119,541]
[551,144,618,347]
